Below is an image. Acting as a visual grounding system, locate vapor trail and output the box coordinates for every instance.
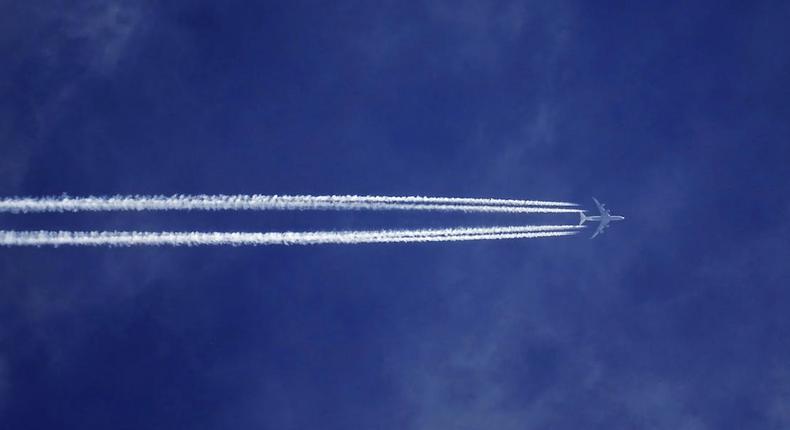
[0,195,579,214]
[283,195,576,207]
[0,225,581,247]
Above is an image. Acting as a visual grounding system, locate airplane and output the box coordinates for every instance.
[578,197,625,239]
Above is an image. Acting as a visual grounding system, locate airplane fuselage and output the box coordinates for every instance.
[585,215,624,222]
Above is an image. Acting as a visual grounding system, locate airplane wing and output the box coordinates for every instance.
[590,216,610,239]
[590,222,605,239]
[592,197,606,216]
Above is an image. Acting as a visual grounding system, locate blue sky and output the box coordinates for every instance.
[2,1,790,428]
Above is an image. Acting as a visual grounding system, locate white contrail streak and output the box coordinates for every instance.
[283,195,577,207]
[0,225,582,247]
[0,195,579,214]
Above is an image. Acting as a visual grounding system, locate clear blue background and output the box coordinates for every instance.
[2,1,789,428]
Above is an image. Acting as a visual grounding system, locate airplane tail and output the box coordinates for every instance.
[578,212,589,226]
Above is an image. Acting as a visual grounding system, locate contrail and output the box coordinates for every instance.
[0,195,579,214]
[0,225,582,247]
[282,195,576,207]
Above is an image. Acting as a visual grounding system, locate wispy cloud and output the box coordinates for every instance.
[0,1,146,191]
[57,1,144,75]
